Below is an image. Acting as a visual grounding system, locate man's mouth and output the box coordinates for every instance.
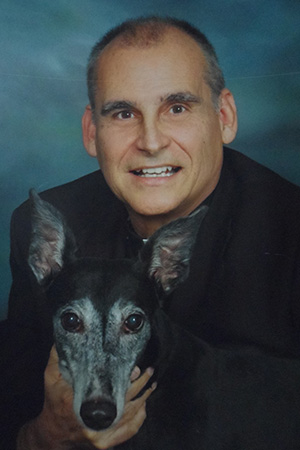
[131,166,181,177]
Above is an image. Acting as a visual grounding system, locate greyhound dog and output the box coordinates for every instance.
[28,190,300,449]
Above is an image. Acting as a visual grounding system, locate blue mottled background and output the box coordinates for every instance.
[0,0,299,319]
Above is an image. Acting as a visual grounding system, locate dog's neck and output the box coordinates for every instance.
[137,308,184,383]
[138,305,214,393]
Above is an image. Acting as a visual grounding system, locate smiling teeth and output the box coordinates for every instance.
[135,166,176,177]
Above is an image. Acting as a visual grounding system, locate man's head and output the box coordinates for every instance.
[87,17,225,113]
[82,17,237,237]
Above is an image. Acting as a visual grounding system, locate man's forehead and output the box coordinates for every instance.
[98,26,206,67]
[101,24,184,52]
[92,28,208,110]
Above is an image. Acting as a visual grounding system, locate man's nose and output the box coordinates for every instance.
[136,118,170,154]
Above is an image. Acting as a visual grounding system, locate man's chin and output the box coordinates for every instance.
[126,201,180,218]
[125,198,194,237]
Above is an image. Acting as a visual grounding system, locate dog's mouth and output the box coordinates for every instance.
[131,166,181,178]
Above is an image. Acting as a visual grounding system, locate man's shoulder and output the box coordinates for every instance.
[224,147,300,202]
[11,170,125,242]
[39,169,116,208]
[15,169,120,211]
[221,148,300,245]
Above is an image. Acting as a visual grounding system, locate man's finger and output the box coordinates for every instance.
[130,366,141,382]
[125,380,157,412]
[44,346,61,384]
[126,367,154,402]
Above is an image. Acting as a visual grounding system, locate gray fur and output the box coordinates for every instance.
[28,189,76,284]
[53,297,150,428]
[142,205,208,292]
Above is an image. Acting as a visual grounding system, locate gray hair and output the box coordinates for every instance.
[87,16,225,112]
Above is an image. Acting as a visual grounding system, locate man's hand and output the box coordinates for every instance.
[84,365,156,448]
[17,346,156,449]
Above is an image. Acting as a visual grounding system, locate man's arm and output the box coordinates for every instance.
[292,245,300,337]
[5,203,154,449]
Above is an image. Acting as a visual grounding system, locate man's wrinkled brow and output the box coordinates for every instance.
[100,91,202,116]
[162,92,202,104]
[100,100,136,116]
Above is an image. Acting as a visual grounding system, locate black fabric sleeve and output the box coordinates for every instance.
[0,206,52,449]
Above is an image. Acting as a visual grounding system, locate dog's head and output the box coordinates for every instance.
[28,189,207,431]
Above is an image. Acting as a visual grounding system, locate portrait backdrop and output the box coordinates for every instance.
[0,0,299,318]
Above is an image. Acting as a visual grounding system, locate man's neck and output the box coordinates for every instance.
[128,205,203,239]
[128,212,175,239]
[126,167,222,238]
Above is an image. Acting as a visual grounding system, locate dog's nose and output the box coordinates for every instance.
[80,399,117,430]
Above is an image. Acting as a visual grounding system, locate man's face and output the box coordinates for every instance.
[83,28,237,231]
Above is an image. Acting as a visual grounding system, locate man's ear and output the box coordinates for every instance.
[140,206,208,294]
[82,105,97,157]
[218,88,238,144]
[28,190,77,285]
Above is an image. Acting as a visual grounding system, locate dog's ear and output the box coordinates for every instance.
[140,206,208,294]
[28,189,77,285]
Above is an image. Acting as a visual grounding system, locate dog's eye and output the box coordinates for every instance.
[123,314,144,333]
[61,312,83,333]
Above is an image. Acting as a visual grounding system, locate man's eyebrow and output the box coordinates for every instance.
[100,92,201,116]
[100,100,135,116]
[162,92,202,104]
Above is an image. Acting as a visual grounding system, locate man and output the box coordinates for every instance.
[3,16,300,449]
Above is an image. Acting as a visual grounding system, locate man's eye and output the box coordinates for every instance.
[116,110,134,120]
[170,104,186,114]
